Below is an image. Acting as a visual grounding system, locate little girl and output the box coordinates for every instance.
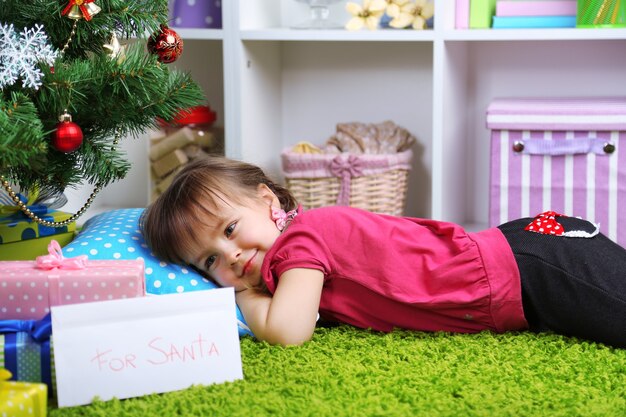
[142,156,626,348]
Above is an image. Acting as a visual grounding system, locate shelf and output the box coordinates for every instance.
[240,28,626,43]
[164,26,626,43]
[443,28,626,41]
[171,28,224,40]
[239,28,435,42]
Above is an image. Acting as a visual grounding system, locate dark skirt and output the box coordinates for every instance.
[498,216,626,348]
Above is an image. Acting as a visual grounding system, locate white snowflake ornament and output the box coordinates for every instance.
[0,23,59,90]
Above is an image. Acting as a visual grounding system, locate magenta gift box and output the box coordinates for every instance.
[0,252,145,320]
[487,97,626,248]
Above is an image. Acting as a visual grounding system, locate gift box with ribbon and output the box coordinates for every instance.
[0,314,55,396]
[0,368,47,416]
[487,97,626,247]
[0,240,146,320]
[0,192,75,261]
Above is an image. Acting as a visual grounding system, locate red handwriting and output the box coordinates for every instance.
[147,334,220,365]
[90,334,220,372]
[91,349,138,372]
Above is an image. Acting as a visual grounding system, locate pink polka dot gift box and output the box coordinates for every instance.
[0,240,145,320]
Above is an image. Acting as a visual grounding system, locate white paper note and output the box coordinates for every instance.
[52,288,243,407]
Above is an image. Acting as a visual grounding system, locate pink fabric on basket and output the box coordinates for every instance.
[282,149,413,177]
[329,155,364,206]
[281,149,413,206]
[0,241,145,320]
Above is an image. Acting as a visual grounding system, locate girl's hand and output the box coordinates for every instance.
[235,268,324,346]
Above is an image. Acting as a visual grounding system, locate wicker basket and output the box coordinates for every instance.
[281,149,413,216]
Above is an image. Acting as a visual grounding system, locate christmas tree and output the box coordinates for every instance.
[0,0,204,220]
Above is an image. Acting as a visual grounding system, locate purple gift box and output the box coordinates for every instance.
[487,97,626,248]
[171,0,222,29]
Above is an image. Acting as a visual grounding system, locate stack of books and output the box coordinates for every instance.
[492,0,577,28]
[456,0,495,29]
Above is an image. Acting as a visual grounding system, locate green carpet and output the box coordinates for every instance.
[49,326,626,417]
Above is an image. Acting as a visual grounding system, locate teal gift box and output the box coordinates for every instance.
[0,209,75,260]
[0,315,55,397]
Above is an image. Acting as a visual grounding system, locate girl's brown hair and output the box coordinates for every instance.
[140,155,298,267]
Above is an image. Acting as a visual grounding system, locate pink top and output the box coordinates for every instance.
[262,206,528,334]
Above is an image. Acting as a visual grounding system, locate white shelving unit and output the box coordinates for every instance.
[65,0,626,229]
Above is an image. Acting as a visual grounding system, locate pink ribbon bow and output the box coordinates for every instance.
[35,240,88,270]
[271,207,298,232]
[329,155,364,206]
[524,211,566,236]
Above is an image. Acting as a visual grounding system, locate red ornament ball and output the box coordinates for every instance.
[147,25,183,64]
[52,119,83,153]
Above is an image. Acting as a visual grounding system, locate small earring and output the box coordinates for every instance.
[271,206,297,232]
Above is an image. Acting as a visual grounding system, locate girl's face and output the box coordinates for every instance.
[185,184,282,292]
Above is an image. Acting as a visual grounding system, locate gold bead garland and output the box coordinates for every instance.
[0,131,121,228]
[0,176,101,227]
[60,20,78,55]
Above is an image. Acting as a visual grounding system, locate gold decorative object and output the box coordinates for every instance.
[62,0,102,21]
[103,32,127,63]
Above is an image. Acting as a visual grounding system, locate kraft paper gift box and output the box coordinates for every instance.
[487,97,626,248]
[0,240,146,320]
[0,368,47,417]
[0,208,75,261]
[0,314,55,396]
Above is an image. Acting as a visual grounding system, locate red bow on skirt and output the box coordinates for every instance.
[524,211,566,236]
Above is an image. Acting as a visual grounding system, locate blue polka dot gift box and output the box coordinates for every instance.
[63,208,253,337]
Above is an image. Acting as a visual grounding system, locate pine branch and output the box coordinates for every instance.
[80,136,132,186]
[0,92,47,172]
[0,0,205,194]
[0,1,169,59]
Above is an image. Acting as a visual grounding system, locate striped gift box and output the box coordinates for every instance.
[0,315,56,397]
[487,97,626,247]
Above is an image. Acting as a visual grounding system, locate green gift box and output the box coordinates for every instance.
[0,210,75,261]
